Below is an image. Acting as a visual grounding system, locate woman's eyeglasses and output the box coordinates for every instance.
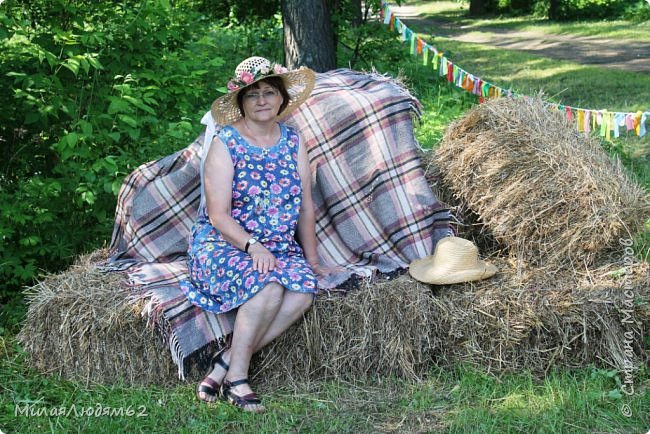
[244,90,279,101]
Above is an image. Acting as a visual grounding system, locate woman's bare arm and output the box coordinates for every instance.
[204,136,275,273]
[296,138,319,269]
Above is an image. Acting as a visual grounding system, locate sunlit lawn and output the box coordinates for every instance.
[399,0,650,42]
[2,327,648,433]
[385,14,650,191]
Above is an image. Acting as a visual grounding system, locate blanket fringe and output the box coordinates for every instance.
[169,332,186,380]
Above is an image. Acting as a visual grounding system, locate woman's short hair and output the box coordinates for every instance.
[236,76,290,118]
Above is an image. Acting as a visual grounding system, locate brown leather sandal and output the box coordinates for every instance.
[196,349,229,403]
[221,379,266,413]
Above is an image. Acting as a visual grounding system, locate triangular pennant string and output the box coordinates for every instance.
[381,2,649,138]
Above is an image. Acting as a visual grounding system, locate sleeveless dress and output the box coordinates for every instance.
[179,123,318,314]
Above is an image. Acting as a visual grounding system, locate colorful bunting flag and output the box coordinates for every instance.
[380,1,649,138]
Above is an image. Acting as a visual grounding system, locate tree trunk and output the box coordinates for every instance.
[281,0,336,72]
[469,0,486,16]
[548,0,561,20]
[350,0,362,26]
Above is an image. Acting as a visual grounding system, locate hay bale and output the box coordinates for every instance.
[252,273,437,387]
[254,259,649,388]
[17,250,178,386]
[435,97,650,269]
[18,249,648,388]
[425,258,649,376]
[420,152,501,255]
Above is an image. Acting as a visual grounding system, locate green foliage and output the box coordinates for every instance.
[624,1,650,22]
[544,0,648,20]
[0,0,284,296]
[472,0,649,20]
[196,0,280,22]
[331,0,393,69]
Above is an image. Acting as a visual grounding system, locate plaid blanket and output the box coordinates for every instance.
[103,69,453,379]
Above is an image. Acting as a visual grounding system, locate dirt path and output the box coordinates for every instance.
[391,5,650,74]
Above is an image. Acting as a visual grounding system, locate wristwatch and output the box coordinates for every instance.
[244,237,258,253]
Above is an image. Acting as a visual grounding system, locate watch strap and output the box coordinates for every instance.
[245,238,257,253]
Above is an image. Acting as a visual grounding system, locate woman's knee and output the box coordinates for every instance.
[260,282,284,307]
[293,291,314,314]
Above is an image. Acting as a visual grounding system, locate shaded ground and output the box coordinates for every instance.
[392,4,650,74]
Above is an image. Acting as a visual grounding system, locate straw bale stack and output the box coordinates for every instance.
[18,250,648,388]
[18,96,650,388]
[17,250,178,386]
[255,258,648,388]
[435,97,650,269]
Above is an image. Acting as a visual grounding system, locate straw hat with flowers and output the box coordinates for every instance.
[211,56,316,125]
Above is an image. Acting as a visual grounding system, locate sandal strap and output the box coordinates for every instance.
[237,393,261,405]
[197,377,222,401]
[224,389,262,407]
[224,378,249,388]
[200,377,220,391]
[211,349,230,371]
[213,354,229,371]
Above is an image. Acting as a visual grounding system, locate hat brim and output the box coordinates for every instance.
[211,67,315,125]
[408,257,498,285]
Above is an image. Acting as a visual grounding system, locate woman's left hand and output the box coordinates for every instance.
[311,263,344,278]
[249,243,276,275]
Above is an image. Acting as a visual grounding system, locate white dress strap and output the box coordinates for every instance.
[198,111,221,215]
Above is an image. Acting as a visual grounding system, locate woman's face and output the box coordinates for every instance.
[241,82,284,122]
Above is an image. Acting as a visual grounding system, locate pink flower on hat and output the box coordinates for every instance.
[227,80,240,92]
[273,64,288,74]
[239,71,255,84]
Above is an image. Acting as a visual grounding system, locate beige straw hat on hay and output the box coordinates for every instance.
[211,56,315,125]
[409,237,498,285]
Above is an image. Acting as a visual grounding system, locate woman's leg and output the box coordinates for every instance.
[199,289,312,400]
[222,282,284,410]
[252,290,313,350]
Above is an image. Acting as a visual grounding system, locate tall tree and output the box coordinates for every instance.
[469,0,499,16]
[281,0,336,72]
[548,0,562,20]
[469,0,487,16]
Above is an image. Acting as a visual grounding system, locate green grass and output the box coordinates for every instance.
[399,0,650,42]
[414,35,650,183]
[369,30,650,166]
[404,22,650,113]
[379,13,650,188]
[2,328,648,433]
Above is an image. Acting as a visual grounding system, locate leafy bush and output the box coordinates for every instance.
[0,0,283,297]
[623,1,650,22]
[196,0,280,21]
[480,0,648,20]
[546,0,646,20]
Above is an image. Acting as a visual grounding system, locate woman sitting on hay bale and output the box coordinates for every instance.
[183,57,336,413]
[179,57,499,412]
[18,72,648,401]
[24,62,496,403]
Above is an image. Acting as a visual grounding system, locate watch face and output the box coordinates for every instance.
[249,238,258,245]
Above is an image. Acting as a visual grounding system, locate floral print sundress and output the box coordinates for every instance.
[179,123,318,314]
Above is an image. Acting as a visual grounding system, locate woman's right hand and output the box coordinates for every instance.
[248,243,276,275]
